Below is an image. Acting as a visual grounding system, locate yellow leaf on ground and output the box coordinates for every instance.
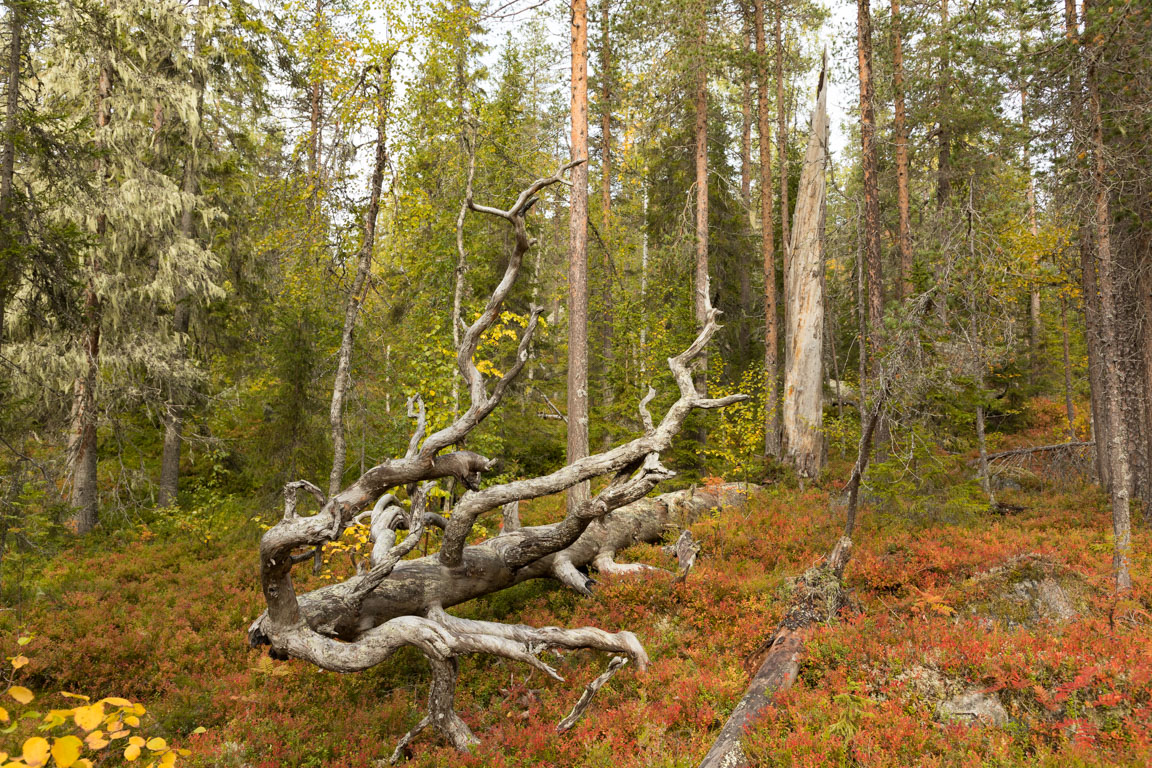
[84,731,108,750]
[100,698,132,708]
[109,730,129,740]
[8,686,34,704]
[50,735,83,768]
[11,656,28,670]
[124,716,141,727]
[60,693,90,701]
[123,743,141,762]
[145,738,166,752]
[0,706,7,722]
[159,751,177,767]
[22,737,50,767]
[128,737,145,747]
[73,704,104,731]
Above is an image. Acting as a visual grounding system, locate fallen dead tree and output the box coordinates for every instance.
[698,387,887,768]
[247,162,748,760]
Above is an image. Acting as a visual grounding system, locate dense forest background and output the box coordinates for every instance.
[1,0,1151,764]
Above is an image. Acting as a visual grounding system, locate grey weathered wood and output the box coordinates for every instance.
[782,60,829,479]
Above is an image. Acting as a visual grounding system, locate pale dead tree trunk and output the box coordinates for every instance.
[890,0,912,300]
[248,165,749,760]
[327,61,392,500]
[1085,0,1131,591]
[568,0,591,516]
[451,135,474,420]
[693,0,710,414]
[639,189,649,378]
[782,61,828,478]
[69,62,109,535]
[755,0,780,458]
[856,0,883,336]
[599,0,612,228]
[158,0,209,508]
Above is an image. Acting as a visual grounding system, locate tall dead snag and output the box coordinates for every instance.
[248,166,748,759]
[755,0,780,458]
[568,0,591,515]
[782,61,828,478]
[328,59,393,499]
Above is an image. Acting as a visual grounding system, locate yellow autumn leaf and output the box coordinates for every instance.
[109,730,129,739]
[123,743,141,762]
[84,731,108,750]
[22,737,50,767]
[73,703,104,731]
[124,715,141,727]
[159,751,177,767]
[8,686,34,704]
[60,693,90,702]
[0,706,7,722]
[75,761,93,768]
[50,735,83,768]
[11,656,28,670]
[145,738,166,752]
[128,737,145,747]
[100,697,132,708]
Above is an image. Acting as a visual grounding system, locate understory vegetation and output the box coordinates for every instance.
[2,398,1150,767]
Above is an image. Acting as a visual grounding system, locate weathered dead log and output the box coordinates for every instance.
[249,165,750,759]
[698,538,852,768]
[966,441,1095,465]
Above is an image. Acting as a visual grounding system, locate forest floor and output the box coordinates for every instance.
[3,400,1152,767]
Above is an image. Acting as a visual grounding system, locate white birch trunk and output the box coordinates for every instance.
[782,65,828,479]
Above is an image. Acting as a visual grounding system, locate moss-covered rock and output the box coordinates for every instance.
[958,554,1088,627]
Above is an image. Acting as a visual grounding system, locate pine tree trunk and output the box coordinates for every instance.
[1022,80,1042,385]
[740,7,752,212]
[891,0,912,300]
[755,0,780,458]
[857,0,883,337]
[1085,2,1132,589]
[567,0,591,515]
[328,63,390,499]
[774,2,789,288]
[782,65,827,479]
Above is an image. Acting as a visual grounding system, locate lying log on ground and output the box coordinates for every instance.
[698,537,853,768]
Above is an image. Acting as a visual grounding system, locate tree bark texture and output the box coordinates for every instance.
[755,0,780,458]
[0,0,21,348]
[599,0,612,227]
[568,0,591,515]
[1085,0,1132,590]
[857,0,883,337]
[774,1,789,280]
[891,0,912,300]
[782,65,827,479]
